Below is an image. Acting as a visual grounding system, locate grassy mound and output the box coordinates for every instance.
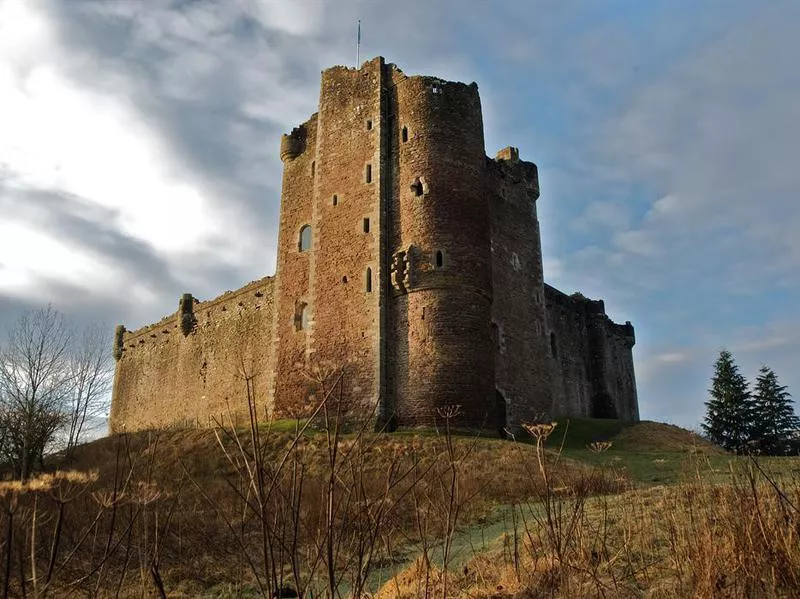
[542,418,721,454]
[610,420,724,453]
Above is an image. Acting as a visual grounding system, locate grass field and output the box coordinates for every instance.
[1,416,798,597]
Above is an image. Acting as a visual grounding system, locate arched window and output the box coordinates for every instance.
[435,250,444,268]
[298,225,312,252]
[365,267,373,293]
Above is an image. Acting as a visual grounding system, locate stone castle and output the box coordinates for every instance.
[110,57,639,434]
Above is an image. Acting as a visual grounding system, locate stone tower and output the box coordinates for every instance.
[268,57,547,429]
[268,57,497,428]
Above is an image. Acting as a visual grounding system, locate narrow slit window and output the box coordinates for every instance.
[401,126,408,143]
[365,267,373,293]
[298,225,312,252]
[366,119,373,130]
[332,194,338,206]
[295,302,309,331]
[365,164,372,183]
[363,218,370,233]
[550,332,558,359]
[435,250,444,268]
[311,161,315,177]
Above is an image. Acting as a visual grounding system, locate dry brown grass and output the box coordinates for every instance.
[0,413,625,597]
[1,412,797,598]
[375,456,800,598]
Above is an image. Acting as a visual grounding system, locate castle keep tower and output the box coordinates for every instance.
[269,58,497,427]
[385,68,495,427]
[109,58,639,434]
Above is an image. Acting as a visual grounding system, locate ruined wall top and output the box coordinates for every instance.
[544,284,635,343]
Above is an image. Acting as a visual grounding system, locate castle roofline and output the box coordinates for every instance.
[322,56,479,89]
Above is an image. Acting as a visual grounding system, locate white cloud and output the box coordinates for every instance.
[0,1,259,306]
[0,220,105,294]
[0,65,221,254]
[242,0,326,36]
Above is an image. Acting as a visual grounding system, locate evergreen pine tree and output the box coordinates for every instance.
[702,349,754,452]
[751,365,800,455]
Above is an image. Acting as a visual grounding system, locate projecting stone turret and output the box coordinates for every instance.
[279,127,306,162]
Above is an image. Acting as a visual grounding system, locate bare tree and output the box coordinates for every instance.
[0,306,72,480]
[65,323,113,452]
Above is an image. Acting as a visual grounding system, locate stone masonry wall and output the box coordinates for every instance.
[110,277,274,432]
[310,59,383,411]
[544,284,638,419]
[598,321,639,420]
[488,148,555,429]
[388,66,496,428]
[268,114,318,417]
[268,58,385,419]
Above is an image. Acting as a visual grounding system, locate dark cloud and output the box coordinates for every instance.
[0,186,176,289]
[4,0,800,429]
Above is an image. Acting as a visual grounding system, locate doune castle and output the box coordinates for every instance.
[110,57,639,434]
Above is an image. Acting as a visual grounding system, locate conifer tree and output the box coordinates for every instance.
[751,365,799,455]
[702,349,754,452]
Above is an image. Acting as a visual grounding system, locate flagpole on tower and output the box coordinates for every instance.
[356,19,361,66]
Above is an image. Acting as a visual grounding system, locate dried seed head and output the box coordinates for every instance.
[587,441,613,454]
[521,422,558,441]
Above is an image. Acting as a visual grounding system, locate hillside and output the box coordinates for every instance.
[3,419,797,597]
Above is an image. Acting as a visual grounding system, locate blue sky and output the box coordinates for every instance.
[1,0,799,430]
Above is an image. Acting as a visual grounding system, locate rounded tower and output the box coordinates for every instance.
[387,70,495,429]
